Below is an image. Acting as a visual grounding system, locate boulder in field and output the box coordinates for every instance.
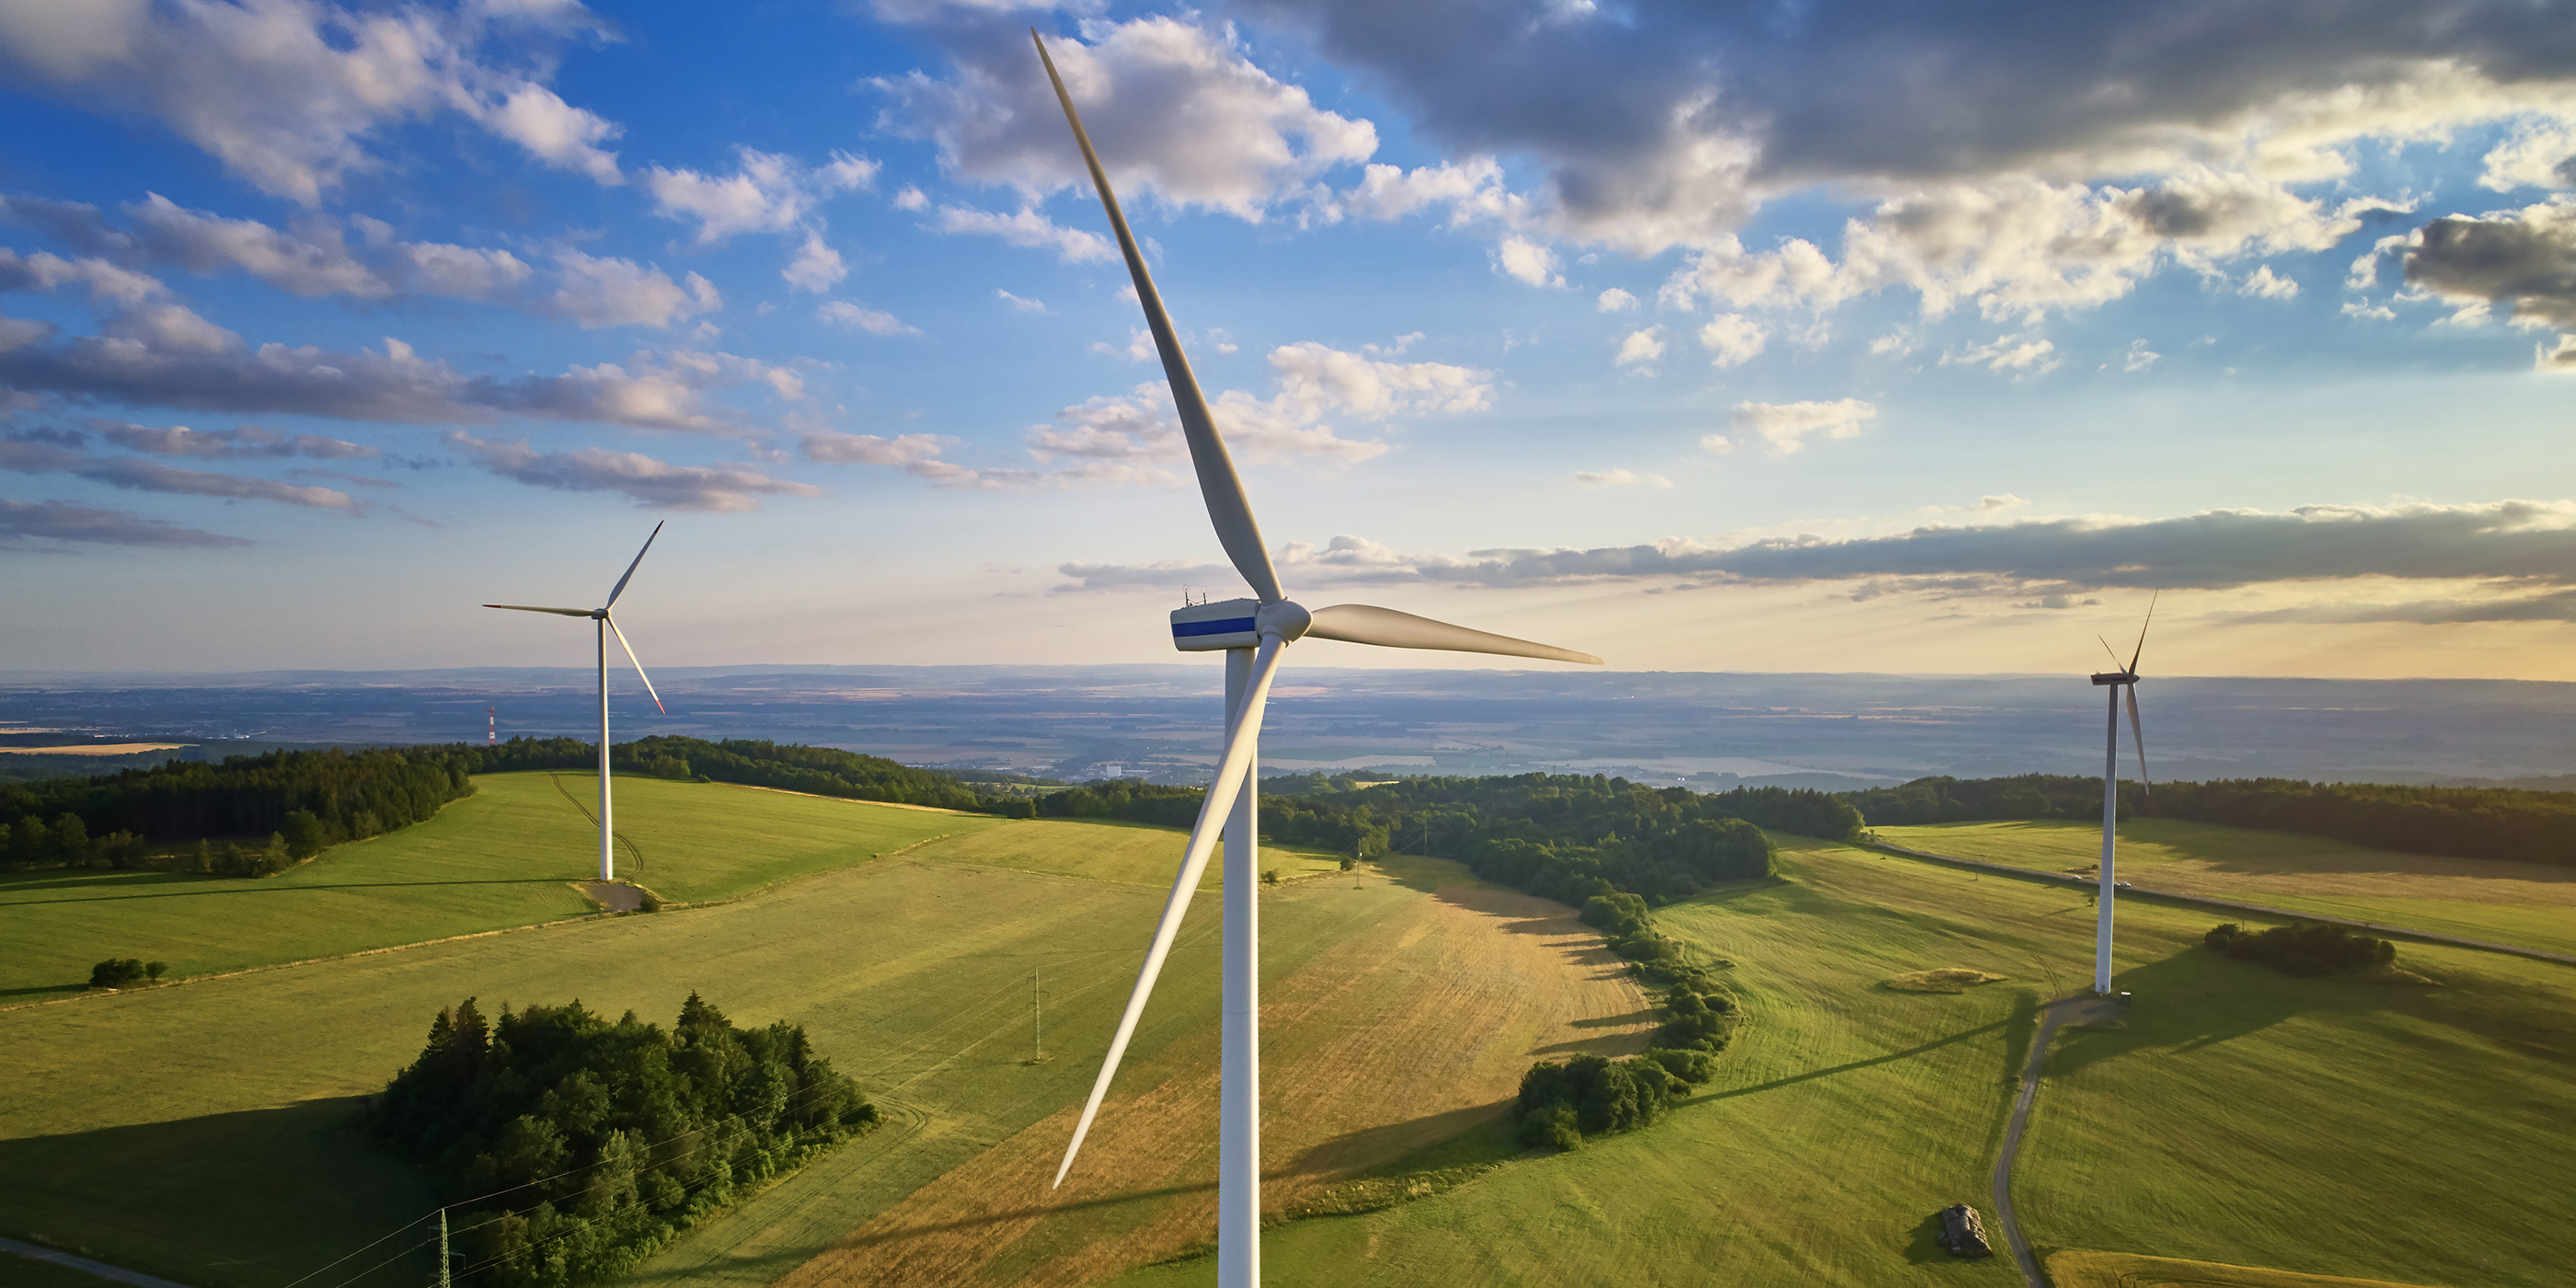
[1939,1203,1993,1259]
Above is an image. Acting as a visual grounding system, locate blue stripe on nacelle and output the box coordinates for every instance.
[1172,617,1258,638]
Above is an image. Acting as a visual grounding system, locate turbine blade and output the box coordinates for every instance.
[2095,634,2125,671]
[1032,30,1282,604]
[2128,589,2158,673]
[486,604,597,617]
[1054,635,1287,1189]
[605,520,664,610]
[2125,684,2151,797]
[606,615,665,715]
[1305,604,1603,665]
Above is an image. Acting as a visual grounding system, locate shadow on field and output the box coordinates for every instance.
[1685,1018,2009,1106]
[2,878,581,907]
[0,1098,433,1288]
[2050,944,2576,1077]
[0,870,199,895]
[1285,1100,1510,1179]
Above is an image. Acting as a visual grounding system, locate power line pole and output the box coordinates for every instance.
[1032,964,1044,1063]
[436,1208,450,1288]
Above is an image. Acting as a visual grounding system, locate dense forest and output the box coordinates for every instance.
[1040,772,1858,908]
[372,992,876,1288]
[1842,774,2576,867]
[0,735,1039,870]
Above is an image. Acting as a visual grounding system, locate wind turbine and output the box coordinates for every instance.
[1032,31,1603,1286]
[2087,595,2156,995]
[483,522,666,883]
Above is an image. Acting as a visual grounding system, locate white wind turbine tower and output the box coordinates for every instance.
[1033,31,1604,1286]
[483,522,667,883]
[2088,596,2156,995]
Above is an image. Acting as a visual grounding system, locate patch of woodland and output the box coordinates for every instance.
[0,734,1051,874]
[2203,921,2399,976]
[86,957,167,989]
[1512,895,1739,1150]
[370,992,878,1288]
[1039,772,1857,909]
[1844,774,2576,868]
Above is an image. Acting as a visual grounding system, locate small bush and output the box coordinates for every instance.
[89,958,149,988]
[145,960,167,981]
[1261,868,1280,884]
[1516,1102,1581,1151]
[2206,921,2396,976]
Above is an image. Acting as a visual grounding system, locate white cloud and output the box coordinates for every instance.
[932,204,1114,263]
[546,249,720,329]
[1493,236,1562,287]
[2121,339,2160,372]
[1699,433,1734,454]
[2,430,359,509]
[1333,157,1510,224]
[1571,468,1672,489]
[0,0,624,204]
[891,185,929,212]
[449,431,822,512]
[1613,326,1663,371]
[1942,333,2061,374]
[2403,198,2576,330]
[2237,265,2299,299]
[783,230,845,293]
[816,301,919,336]
[882,16,1376,221]
[995,289,1049,314]
[645,147,876,245]
[1092,328,1157,362]
[1730,398,1877,454]
[1696,313,1767,368]
[1596,287,1637,313]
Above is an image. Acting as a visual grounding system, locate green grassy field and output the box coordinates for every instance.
[914,815,1350,887]
[1112,837,2576,1288]
[0,804,1500,1288]
[1880,817,2576,958]
[0,773,989,999]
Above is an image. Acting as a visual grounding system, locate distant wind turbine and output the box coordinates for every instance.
[1033,31,1603,1287]
[483,522,667,883]
[2088,594,2156,995]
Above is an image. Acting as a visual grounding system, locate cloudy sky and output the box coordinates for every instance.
[3,0,2574,680]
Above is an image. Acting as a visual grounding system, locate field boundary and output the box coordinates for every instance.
[1860,839,2576,967]
[0,1236,198,1288]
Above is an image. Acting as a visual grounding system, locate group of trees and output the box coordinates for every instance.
[1839,775,2118,826]
[0,742,500,868]
[0,733,1052,874]
[372,992,877,1288]
[1514,944,1738,1149]
[1036,772,1858,911]
[2,811,147,869]
[1839,774,2576,868]
[2205,921,2398,976]
[87,957,166,988]
[2142,779,2576,867]
[611,736,1036,817]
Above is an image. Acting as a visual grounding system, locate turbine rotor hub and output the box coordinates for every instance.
[1257,599,1311,642]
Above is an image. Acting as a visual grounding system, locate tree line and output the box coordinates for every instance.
[1841,774,2576,867]
[1038,772,1862,910]
[0,734,1048,871]
[371,992,876,1288]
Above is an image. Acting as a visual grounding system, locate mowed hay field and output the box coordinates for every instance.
[0,818,1644,1288]
[1880,817,2576,958]
[1116,838,2576,1288]
[768,855,1650,1288]
[0,772,987,998]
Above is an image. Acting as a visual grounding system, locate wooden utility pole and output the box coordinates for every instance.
[436,1208,450,1288]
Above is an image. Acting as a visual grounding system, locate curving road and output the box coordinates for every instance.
[1990,994,2124,1287]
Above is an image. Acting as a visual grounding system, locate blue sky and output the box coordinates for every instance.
[3,0,2574,680]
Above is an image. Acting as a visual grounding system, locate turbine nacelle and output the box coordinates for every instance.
[1169,597,1312,650]
[2088,671,2139,685]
